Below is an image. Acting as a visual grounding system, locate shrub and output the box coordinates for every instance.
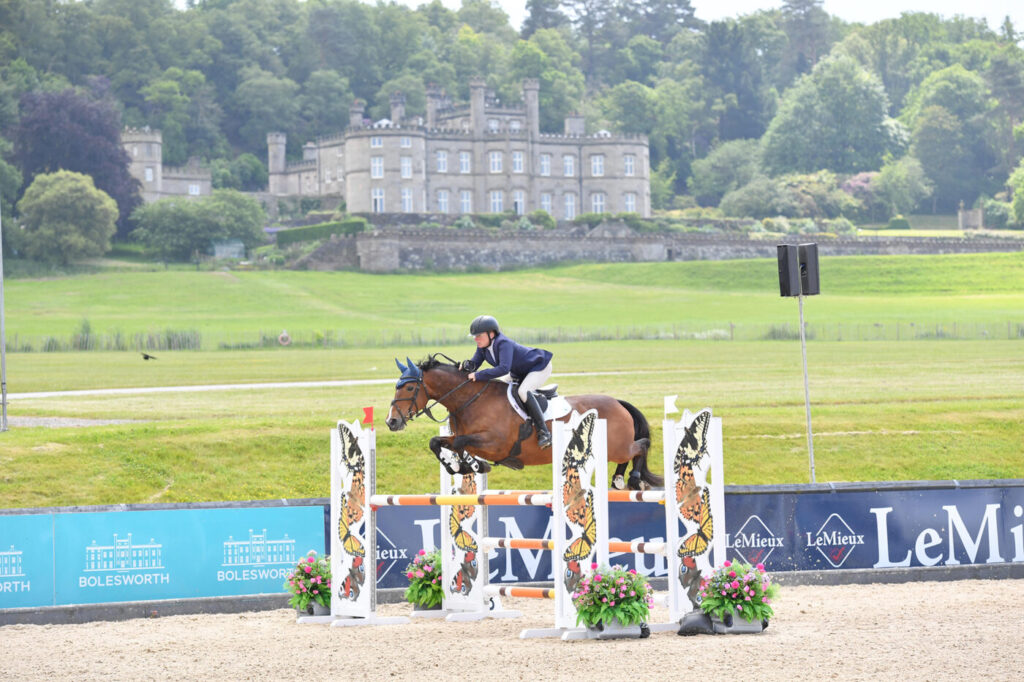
[528,209,556,230]
[573,212,605,229]
[275,217,368,247]
[886,215,911,230]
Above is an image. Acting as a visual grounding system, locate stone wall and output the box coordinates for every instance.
[296,227,1024,272]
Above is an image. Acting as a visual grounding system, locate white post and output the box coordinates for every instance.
[0,201,7,431]
[799,294,816,483]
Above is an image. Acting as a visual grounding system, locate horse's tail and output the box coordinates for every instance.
[617,400,664,488]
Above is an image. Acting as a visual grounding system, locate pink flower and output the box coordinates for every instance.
[745,596,751,601]
[628,569,636,575]
[424,565,433,572]
[723,560,732,567]
[728,571,736,578]
[307,556,315,563]
[312,589,319,595]
[415,571,424,578]
[731,580,739,589]
[595,575,602,582]
[737,604,743,611]
[304,565,312,573]
[756,563,765,571]
[418,549,426,556]
[721,590,726,595]
[629,591,635,596]
[406,572,414,579]
[602,597,608,602]
[610,601,615,606]
[591,563,598,570]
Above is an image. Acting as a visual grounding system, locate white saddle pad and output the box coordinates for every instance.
[506,383,571,422]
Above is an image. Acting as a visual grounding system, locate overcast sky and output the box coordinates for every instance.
[408,0,1022,35]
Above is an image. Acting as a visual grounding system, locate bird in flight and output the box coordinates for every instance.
[141,353,158,360]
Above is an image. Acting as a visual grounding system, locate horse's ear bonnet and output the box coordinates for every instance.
[394,357,423,387]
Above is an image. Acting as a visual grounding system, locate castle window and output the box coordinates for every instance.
[624,154,635,177]
[436,150,448,173]
[371,156,384,179]
[459,152,471,174]
[540,154,551,176]
[489,190,503,213]
[624,192,636,213]
[564,193,576,220]
[510,120,521,131]
[488,118,499,131]
[591,192,605,214]
[401,156,412,179]
[541,193,552,213]
[189,184,200,196]
[512,151,523,173]
[371,188,385,212]
[460,190,472,213]
[401,188,413,212]
[324,169,332,183]
[437,190,449,214]
[489,151,502,173]
[370,136,383,148]
[591,154,604,177]
[400,136,411,148]
[513,190,525,215]
[563,155,575,177]
[132,145,138,157]
[144,167,154,182]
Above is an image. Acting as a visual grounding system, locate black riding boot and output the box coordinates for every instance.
[525,392,552,448]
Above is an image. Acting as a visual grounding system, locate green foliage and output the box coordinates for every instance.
[1009,159,1024,226]
[274,217,368,247]
[527,209,556,230]
[721,171,860,220]
[131,189,266,261]
[873,156,934,218]
[699,560,779,623]
[572,212,605,229]
[284,551,331,611]
[980,198,1013,229]
[403,548,443,607]
[886,215,911,230]
[688,138,761,207]
[572,564,654,627]
[16,170,119,265]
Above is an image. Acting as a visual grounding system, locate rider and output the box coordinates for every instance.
[461,315,553,448]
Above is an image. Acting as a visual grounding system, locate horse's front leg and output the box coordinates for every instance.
[429,435,492,475]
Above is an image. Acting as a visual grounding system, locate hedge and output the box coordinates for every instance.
[275,217,368,247]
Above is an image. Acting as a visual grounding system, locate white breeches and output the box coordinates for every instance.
[517,361,553,402]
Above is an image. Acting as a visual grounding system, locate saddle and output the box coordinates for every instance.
[505,382,571,423]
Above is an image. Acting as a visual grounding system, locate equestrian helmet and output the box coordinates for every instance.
[469,315,501,336]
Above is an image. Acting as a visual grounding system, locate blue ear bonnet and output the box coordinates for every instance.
[394,357,423,387]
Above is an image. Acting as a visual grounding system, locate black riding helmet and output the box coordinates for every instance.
[469,315,500,336]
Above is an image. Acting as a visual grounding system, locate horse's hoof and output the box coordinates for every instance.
[627,474,644,491]
[612,474,625,490]
[474,458,492,473]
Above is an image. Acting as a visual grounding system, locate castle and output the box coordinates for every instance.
[122,127,212,203]
[266,79,651,219]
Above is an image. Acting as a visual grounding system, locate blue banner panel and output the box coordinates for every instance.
[0,514,55,609]
[53,507,324,606]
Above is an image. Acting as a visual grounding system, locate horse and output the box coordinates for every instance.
[385,354,663,490]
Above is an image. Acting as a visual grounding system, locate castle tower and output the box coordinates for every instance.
[267,132,287,195]
[522,79,540,139]
[564,113,585,136]
[426,85,442,128]
[122,127,163,202]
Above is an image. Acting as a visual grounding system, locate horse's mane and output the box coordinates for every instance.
[417,353,461,372]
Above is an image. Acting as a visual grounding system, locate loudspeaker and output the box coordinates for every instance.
[799,243,820,296]
[777,245,800,297]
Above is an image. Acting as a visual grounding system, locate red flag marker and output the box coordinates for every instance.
[362,406,374,427]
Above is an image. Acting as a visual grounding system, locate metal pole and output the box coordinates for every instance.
[798,294,814,482]
[1,201,7,431]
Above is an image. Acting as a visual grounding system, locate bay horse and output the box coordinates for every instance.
[385,354,663,490]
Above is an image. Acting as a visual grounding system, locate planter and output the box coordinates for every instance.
[581,618,651,640]
[412,602,442,611]
[311,602,331,616]
[712,611,767,635]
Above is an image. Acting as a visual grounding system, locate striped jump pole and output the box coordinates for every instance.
[371,493,553,507]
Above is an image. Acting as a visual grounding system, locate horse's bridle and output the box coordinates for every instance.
[390,356,490,425]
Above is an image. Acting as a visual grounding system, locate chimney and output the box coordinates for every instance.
[349,100,365,129]
[389,92,406,125]
[564,113,585,136]
[426,85,442,128]
[522,79,540,139]
[470,78,486,138]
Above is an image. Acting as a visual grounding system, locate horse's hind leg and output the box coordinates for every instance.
[612,463,629,490]
[627,456,646,490]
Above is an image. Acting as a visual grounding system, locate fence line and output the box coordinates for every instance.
[6,320,1023,353]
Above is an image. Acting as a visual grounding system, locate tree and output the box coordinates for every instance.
[910,105,974,212]
[620,0,699,47]
[230,66,300,153]
[700,20,776,141]
[521,0,567,38]
[762,55,900,175]
[779,0,833,78]
[600,81,657,135]
[16,170,118,265]
[131,189,265,261]
[1009,159,1024,225]
[13,88,141,236]
[872,155,933,217]
[688,138,761,207]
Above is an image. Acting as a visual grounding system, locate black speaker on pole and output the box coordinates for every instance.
[777,244,799,297]
[799,243,820,296]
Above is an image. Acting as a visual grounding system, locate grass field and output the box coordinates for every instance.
[1,252,1022,508]
[5,252,1024,349]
